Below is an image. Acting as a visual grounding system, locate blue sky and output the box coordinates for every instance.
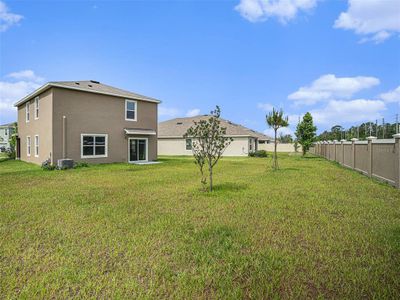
[1,0,399,136]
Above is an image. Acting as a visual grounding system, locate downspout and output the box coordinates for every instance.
[62,116,66,159]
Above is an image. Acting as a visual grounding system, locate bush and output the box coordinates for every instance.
[249,150,268,158]
[74,162,89,168]
[41,159,56,171]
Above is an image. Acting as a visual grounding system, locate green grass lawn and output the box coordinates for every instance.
[1,155,399,298]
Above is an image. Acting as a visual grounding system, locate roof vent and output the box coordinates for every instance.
[88,84,93,87]
[90,80,100,84]
[177,122,183,125]
[75,82,80,85]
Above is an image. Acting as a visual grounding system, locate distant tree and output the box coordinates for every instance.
[296,112,317,156]
[278,133,293,143]
[266,108,289,170]
[7,122,18,159]
[184,106,232,192]
[294,139,300,152]
[331,125,343,141]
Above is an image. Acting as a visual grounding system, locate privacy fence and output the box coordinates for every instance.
[310,134,400,189]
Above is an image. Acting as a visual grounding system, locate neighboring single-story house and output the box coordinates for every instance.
[14,80,160,165]
[0,123,16,152]
[158,116,272,156]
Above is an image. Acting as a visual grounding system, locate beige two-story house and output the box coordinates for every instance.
[14,80,160,165]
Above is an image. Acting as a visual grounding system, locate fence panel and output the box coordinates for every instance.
[372,142,397,185]
[354,143,368,175]
[343,144,352,168]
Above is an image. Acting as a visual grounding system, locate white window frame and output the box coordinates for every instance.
[80,134,108,159]
[128,137,148,163]
[125,99,137,121]
[34,135,39,157]
[26,102,30,123]
[34,97,39,120]
[185,138,192,151]
[27,136,31,156]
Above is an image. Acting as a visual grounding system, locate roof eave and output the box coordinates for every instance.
[14,83,162,107]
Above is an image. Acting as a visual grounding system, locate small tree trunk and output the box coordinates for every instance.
[274,128,278,170]
[209,164,213,192]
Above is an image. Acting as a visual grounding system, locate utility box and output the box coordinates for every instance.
[57,159,74,170]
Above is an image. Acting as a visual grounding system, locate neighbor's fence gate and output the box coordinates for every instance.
[310,134,400,189]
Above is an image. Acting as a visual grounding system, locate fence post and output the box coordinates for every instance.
[394,134,400,189]
[340,139,346,165]
[323,141,328,158]
[367,136,376,178]
[351,138,358,170]
[333,140,338,161]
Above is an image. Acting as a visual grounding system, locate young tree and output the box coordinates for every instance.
[184,106,232,192]
[296,112,317,156]
[266,108,289,170]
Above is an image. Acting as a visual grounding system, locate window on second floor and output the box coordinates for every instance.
[34,97,39,119]
[125,100,137,121]
[26,102,30,122]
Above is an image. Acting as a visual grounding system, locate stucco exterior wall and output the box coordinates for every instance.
[17,88,53,164]
[52,87,158,164]
[258,143,299,152]
[158,137,251,156]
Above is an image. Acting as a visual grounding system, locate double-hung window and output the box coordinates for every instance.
[34,135,39,157]
[81,134,108,158]
[26,102,30,122]
[27,136,31,156]
[34,97,39,119]
[185,138,192,150]
[125,100,137,121]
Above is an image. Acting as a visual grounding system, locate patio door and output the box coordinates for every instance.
[128,138,148,162]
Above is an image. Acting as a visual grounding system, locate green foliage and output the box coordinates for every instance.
[74,162,89,168]
[249,150,268,157]
[7,122,17,159]
[41,159,56,171]
[278,133,293,143]
[184,106,233,191]
[296,112,317,156]
[266,108,289,170]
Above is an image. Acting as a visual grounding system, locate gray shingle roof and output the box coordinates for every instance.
[14,80,160,106]
[50,81,160,102]
[158,115,272,140]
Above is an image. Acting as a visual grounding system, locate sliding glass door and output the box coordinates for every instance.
[128,138,148,162]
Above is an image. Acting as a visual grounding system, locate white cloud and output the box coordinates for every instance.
[334,0,400,43]
[257,102,274,112]
[0,70,44,122]
[235,0,317,23]
[158,106,181,118]
[0,1,23,32]
[7,70,44,82]
[185,108,200,117]
[311,99,386,125]
[288,74,380,105]
[379,85,400,103]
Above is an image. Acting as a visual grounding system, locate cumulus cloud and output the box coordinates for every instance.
[235,0,317,23]
[380,85,400,103]
[257,102,274,112]
[0,1,23,32]
[334,0,400,43]
[288,74,380,105]
[0,70,44,122]
[311,99,386,125]
[185,108,201,117]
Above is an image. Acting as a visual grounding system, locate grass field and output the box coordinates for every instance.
[1,155,399,298]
